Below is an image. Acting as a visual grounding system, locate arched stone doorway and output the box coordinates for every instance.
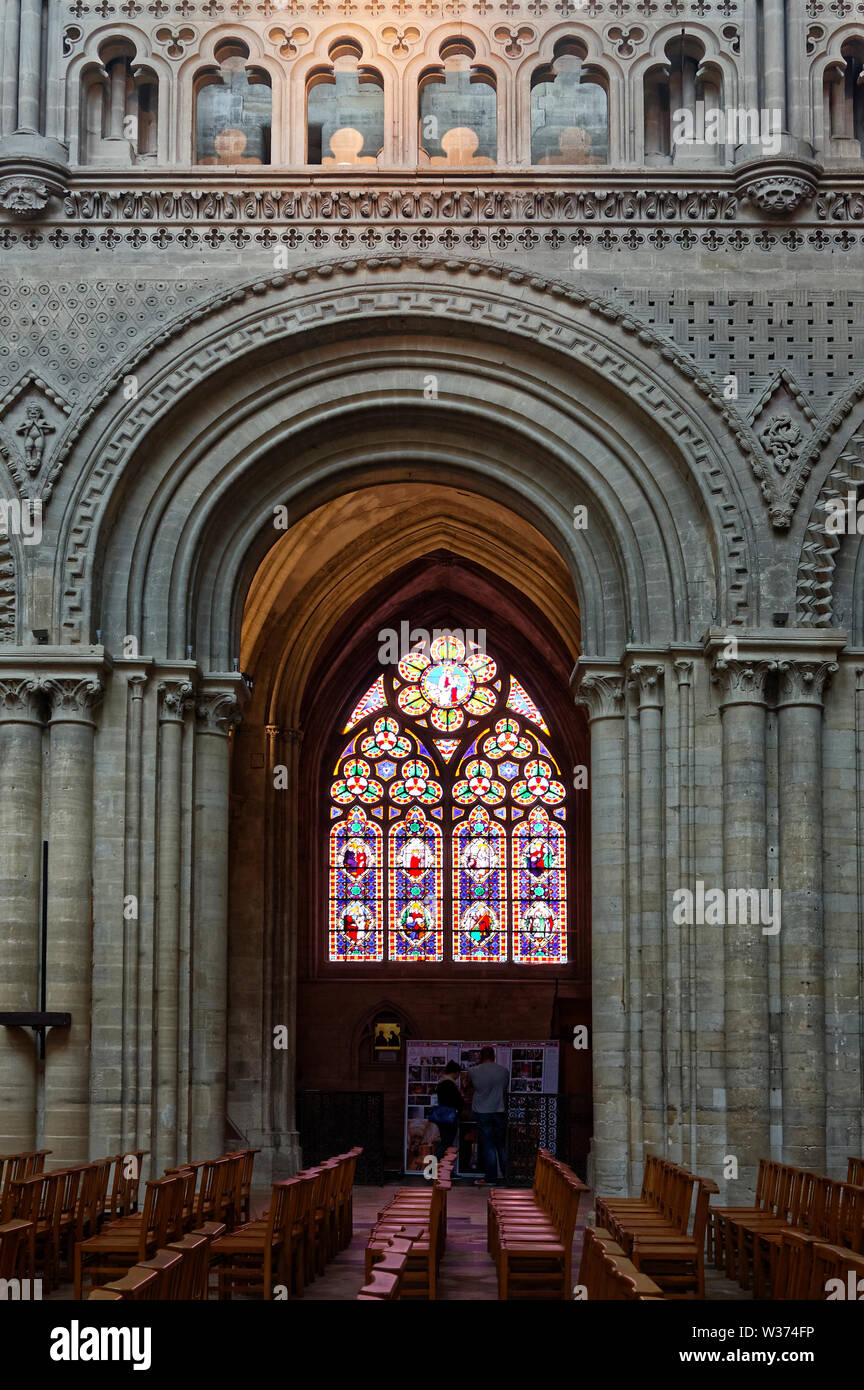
[3,260,782,1200]
[232,486,590,1173]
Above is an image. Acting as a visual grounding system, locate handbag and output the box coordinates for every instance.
[428,1104,458,1126]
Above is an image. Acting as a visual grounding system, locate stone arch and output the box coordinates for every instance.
[50,258,758,667]
[0,530,15,644]
[796,430,864,627]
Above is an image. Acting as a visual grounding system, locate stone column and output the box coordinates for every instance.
[1,0,21,138]
[711,654,774,1200]
[107,58,127,140]
[775,659,836,1173]
[0,676,44,1150]
[154,679,194,1171]
[189,682,244,1159]
[42,675,104,1167]
[629,663,667,1159]
[762,0,787,126]
[16,0,42,132]
[121,672,147,1153]
[576,662,629,1197]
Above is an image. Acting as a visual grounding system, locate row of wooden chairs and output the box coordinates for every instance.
[595,1154,718,1298]
[488,1149,588,1299]
[89,1232,213,1301]
[0,1150,50,1218]
[356,1232,420,1301]
[771,1228,864,1300]
[75,1149,257,1298]
[211,1148,361,1299]
[710,1156,864,1276]
[1,1152,147,1290]
[577,1225,665,1300]
[363,1149,457,1300]
[709,1158,864,1297]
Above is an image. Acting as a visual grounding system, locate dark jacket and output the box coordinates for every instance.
[436,1078,464,1113]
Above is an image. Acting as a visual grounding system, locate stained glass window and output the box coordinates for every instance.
[390,807,443,961]
[329,806,383,961]
[327,634,567,963]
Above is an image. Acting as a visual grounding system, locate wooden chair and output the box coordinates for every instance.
[74,1174,181,1298]
[706,1158,778,1270]
[105,1150,147,1222]
[0,1218,34,1282]
[167,1232,211,1300]
[727,1165,809,1289]
[211,1180,292,1300]
[356,1267,402,1300]
[847,1158,864,1188]
[98,1266,160,1301]
[367,1190,445,1299]
[808,1241,864,1299]
[50,1165,87,1290]
[9,1170,64,1285]
[194,1157,232,1232]
[136,1248,185,1298]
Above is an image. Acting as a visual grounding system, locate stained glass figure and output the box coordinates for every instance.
[389,806,443,961]
[513,806,566,963]
[453,805,507,961]
[329,806,383,960]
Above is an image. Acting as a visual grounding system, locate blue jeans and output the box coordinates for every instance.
[476,1112,506,1183]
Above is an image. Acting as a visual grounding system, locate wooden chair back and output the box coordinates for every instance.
[0,1219,34,1279]
[847,1157,864,1187]
[137,1248,185,1298]
[166,1232,210,1300]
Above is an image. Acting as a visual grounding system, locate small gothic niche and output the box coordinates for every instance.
[80,37,159,166]
[306,38,384,167]
[195,39,272,166]
[530,38,608,166]
[823,38,864,159]
[418,38,497,168]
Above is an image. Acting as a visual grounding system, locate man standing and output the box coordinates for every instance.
[469,1046,509,1186]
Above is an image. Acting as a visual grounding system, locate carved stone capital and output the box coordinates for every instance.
[711,657,776,705]
[674,658,694,687]
[158,679,195,723]
[627,662,665,709]
[0,175,49,218]
[0,676,44,723]
[43,675,104,722]
[574,665,627,721]
[776,659,838,708]
[196,690,242,736]
[736,157,821,218]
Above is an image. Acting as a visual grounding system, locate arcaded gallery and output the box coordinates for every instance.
[0,0,863,1344]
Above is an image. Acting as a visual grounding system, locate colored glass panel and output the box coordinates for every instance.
[453,805,507,962]
[389,807,443,961]
[329,806,383,960]
[513,806,566,963]
[507,675,550,733]
[344,674,387,731]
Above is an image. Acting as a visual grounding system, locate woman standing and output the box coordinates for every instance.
[431,1061,464,1159]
